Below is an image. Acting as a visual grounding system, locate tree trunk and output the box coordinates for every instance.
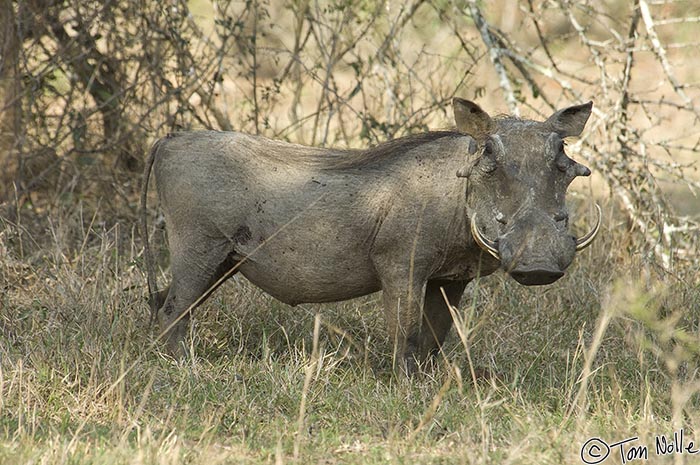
[0,0,21,203]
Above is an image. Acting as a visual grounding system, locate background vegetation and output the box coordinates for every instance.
[1,0,699,463]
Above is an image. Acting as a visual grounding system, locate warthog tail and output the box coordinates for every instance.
[140,137,164,326]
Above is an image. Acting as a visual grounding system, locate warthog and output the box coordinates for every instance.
[140,98,600,374]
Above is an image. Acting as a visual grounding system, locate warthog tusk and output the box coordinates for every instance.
[575,203,602,251]
[470,214,500,260]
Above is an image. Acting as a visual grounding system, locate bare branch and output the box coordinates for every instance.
[467,1,519,115]
[638,0,693,109]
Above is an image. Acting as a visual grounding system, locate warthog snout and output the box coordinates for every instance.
[470,205,601,286]
[498,228,575,287]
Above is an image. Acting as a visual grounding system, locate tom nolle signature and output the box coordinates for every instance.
[580,429,698,464]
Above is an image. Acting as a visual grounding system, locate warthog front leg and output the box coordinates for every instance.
[381,278,469,375]
[381,282,426,376]
[421,279,469,357]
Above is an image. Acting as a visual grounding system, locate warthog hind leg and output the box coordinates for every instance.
[157,235,240,356]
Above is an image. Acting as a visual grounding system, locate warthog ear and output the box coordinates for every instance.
[545,101,593,138]
[453,98,493,141]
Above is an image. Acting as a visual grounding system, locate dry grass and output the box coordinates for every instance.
[1,199,698,464]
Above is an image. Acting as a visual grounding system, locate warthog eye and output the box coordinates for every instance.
[557,154,572,172]
[479,156,497,174]
[554,211,569,226]
[479,139,497,173]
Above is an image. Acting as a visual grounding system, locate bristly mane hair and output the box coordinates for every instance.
[319,130,463,170]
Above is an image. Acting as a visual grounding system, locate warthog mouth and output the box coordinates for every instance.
[470,204,602,262]
[509,264,565,285]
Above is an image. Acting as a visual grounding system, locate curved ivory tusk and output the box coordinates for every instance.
[575,204,602,251]
[470,214,500,260]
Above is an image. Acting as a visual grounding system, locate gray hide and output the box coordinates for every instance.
[140,99,598,374]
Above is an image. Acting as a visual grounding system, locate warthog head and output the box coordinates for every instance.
[454,98,600,286]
